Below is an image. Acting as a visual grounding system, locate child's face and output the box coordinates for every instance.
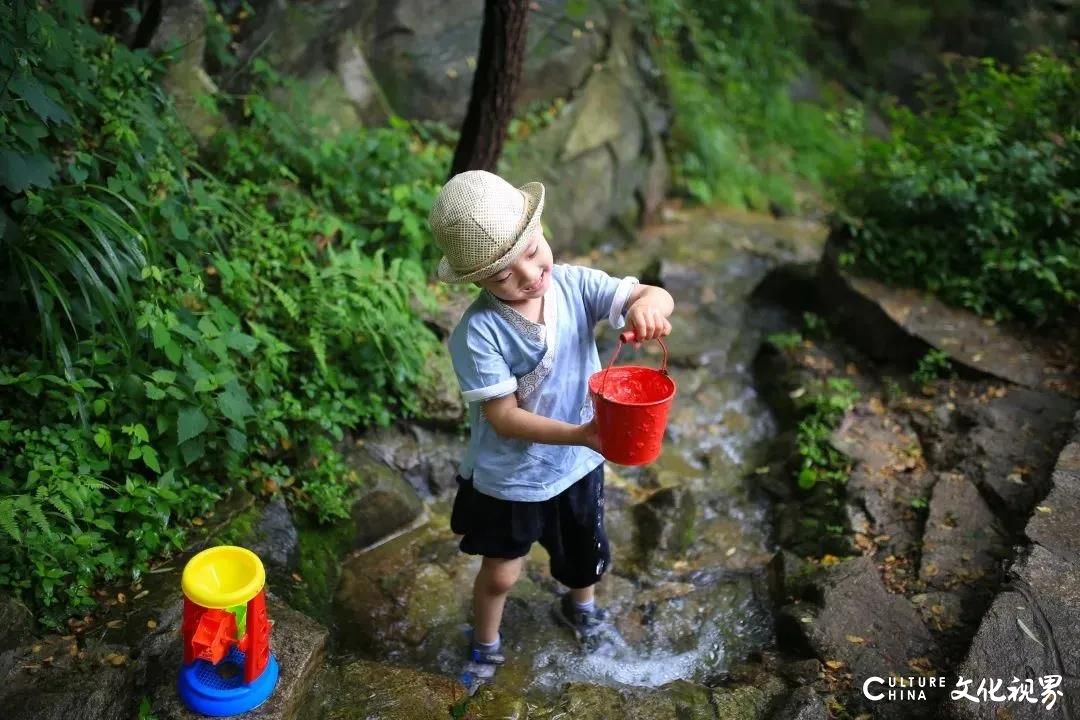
[477,231,553,304]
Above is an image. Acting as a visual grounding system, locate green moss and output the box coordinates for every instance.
[214,502,261,548]
[284,510,357,625]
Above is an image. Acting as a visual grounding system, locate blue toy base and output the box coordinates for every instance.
[178,647,280,717]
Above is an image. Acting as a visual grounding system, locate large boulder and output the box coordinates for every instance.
[0,594,34,677]
[149,0,222,142]
[360,424,466,498]
[818,235,1080,398]
[499,8,669,251]
[363,0,608,125]
[918,472,1007,592]
[1025,412,1080,561]
[319,659,468,720]
[830,403,936,557]
[779,556,942,720]
[945,544,1080,719]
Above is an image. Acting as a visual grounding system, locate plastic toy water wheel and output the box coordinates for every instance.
[182,545,266,609]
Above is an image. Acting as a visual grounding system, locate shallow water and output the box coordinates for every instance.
[323,207,825,708]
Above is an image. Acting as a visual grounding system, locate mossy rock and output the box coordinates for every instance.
[321,659,467,720]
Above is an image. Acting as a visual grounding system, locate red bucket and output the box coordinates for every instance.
[588,331,677,466]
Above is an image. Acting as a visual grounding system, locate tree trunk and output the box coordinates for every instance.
[449,0,530,179]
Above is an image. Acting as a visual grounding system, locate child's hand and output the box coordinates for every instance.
[578,419,602,453]
[625,302,673,342]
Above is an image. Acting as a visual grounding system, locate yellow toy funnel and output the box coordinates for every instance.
[181,545,266,609]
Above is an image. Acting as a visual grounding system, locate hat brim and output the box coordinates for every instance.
[437,181,545,284]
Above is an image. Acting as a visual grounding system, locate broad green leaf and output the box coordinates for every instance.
[0,150,55,192]
[218,384,254,426]
[226,428,247,452]
[151,369,177,384]
[10,75,73,125]
[177,406,209,444]
[141,446,161,473]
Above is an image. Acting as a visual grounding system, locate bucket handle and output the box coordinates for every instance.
[600,331,670,399]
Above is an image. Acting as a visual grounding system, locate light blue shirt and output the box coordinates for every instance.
[449,264,639,501]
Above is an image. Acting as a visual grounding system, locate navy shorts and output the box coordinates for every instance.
[449,464,610,589]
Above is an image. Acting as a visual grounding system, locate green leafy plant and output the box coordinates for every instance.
[795,377,859,490]
[767,330,803,351]
[912,349,953,387]
[835,53,1079,325]
[633,0,861,210]
[0,3,454,626]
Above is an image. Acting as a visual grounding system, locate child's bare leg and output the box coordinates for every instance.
[569,585,594,605]
[473,556,524,644]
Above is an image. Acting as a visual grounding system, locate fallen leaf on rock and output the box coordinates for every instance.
[825,659,846,670]
[105,653,127,666]
[846,635,866,644]
[1017,618,1043,646]
[147,619,158,630]
[821,554,840,566]
[106,619,123,629]
[1036,506,1052,513]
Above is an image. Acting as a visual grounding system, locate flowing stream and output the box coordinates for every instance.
[318,207,826,712]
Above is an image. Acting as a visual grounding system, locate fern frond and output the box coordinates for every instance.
[47,495,74,524]
[0,499,21,543]
[259,277,300,320]
[26,500,52,537]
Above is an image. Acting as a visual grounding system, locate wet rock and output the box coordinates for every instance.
[779,658,823,686]
[361,425,465,498]
[774,686,828,720]
[414,345,465,428]
[149,0,221,143]
[632,486,698,561]
[147,597,328,720]
[962,387,1077,520]
[767,550,819,606]
[245,494,300,574]
[333,519,475,657]
[710,677,788,720]
[831,404,936,557]
[919,472,1007,591]
[1024,412,1080,560]
[910,590,971,637]
[340,441,425,547]
[779,556,941,720]
[946,544,1080,719]
[2,659,134,720]
[819,235,1079,398]
[545,676,783,720]
[0,594,33,676]
[320,659,467,720]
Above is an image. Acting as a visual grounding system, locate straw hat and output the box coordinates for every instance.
[429,170,545,283]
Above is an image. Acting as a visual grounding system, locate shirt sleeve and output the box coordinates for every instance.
[448,319,518,403]
[568,265,639,329]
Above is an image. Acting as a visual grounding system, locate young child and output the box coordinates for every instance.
[429,170,674,693]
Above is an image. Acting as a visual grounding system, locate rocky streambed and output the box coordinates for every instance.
[2,206,1077,720]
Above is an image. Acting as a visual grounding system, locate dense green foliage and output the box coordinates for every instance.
[836,53,1079,324]
[635,0,861,210]
[0,2,448,626]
